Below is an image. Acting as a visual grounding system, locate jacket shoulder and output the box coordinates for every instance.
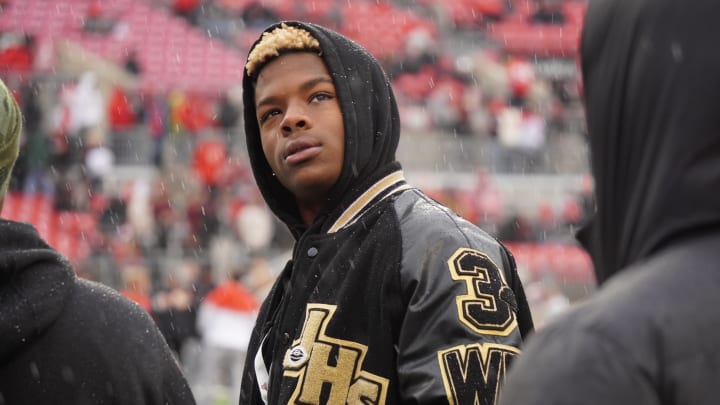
[71,279,157,330]
[62,279,196,403]
[0,277,196,404]
[392,188,505,264]
[69,279,187,362]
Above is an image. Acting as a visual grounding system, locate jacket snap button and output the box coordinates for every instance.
[307,247,318,257]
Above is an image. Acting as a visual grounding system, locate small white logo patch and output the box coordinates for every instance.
[285,345,309,368]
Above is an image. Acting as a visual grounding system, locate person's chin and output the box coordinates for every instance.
[287,172,333,196]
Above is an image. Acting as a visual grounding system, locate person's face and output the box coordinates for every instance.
[254,52,345,205]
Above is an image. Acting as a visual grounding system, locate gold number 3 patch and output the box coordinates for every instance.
[448,248,518,336]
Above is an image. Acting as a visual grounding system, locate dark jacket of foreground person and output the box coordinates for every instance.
[500,0,720,404]
[0,220,196,404]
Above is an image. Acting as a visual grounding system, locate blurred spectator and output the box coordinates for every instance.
[83,0,118,34]
[184,186,220,250]
[208,233,249,285]
[426,75,468,132]
[460,169,505,230]
[150,176,184,251]
[497,212,535,241]
[170,91,213,135]
[125,179,156,248]
[191,135,227,188]
[83,231,121,289]
[507,56,536,104]
[497,101,547,172]
[530,0,566,24]
[53,165,90,211]
[560,197,583,229]
[215,86,242,130]
[110,222,144,263]
[0,33,34,73]
[244,255,275,300]
[67,72,104,137]
[241,2,279,29]
[462,83,493,137]
[108,86,139,131]
[165,91,204,165]
[120,264,153,312]
[524,275,570,327]
[194,269,258,405]
[173,0,201,25]
[14,80,39,130]
[145,94,168,167]
[124,49,142,76]
[99,192,128,234]
[16,80,53,194]
[533,203,559,241]
[196,0,242,44]
[469,49,512,102]
[479,0,508,21]
[83,126,115,193]
[390,28,437,76]
[152,261,201,359]
[235,200,274,255]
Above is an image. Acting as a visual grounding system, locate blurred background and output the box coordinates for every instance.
[0,0,592,402]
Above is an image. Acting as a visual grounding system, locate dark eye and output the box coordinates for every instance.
[259,109,281,124]
[311,93,333,103]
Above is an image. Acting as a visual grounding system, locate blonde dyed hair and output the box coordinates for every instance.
[245,23,321,77]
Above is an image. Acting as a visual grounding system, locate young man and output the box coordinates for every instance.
[500,0,720,404]
[0,79,196,404]
[239,22,533,404]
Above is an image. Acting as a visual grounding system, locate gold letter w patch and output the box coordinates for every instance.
[438,343,520,405]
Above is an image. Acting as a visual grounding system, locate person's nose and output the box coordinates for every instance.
[281,102,311,136]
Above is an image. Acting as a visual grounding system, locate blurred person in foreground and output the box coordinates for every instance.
[239,22,533,404]
[0,79,196,404]
[500,0,720,404]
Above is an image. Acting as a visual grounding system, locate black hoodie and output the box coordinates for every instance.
[239,22,532,405]
[500,1,720,404]
[243,21,403,240]
[0,219,196,405]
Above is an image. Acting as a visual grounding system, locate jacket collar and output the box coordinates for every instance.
[327,170,410,234]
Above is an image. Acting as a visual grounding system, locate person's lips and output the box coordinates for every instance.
[283,139,321,164]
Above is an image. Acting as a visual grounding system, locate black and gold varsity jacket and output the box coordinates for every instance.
[239,21,533,405]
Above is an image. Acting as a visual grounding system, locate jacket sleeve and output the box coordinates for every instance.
[396,205,527,404]
[499,244,535,339]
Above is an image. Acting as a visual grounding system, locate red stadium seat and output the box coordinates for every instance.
[1,0,246,95]
[506,242,593,282]
[486,21,581,57]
